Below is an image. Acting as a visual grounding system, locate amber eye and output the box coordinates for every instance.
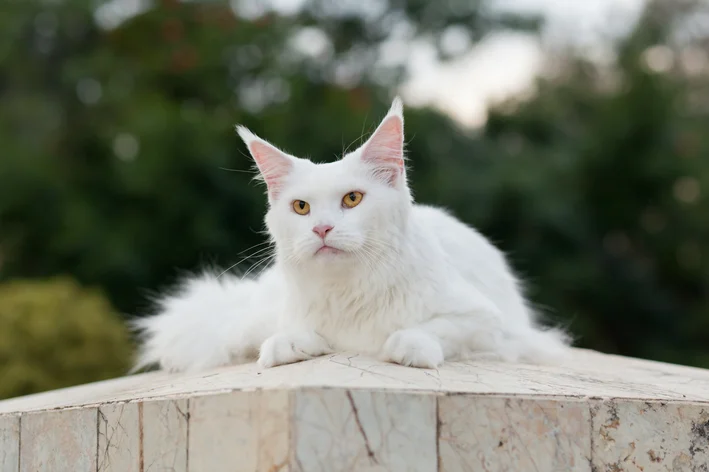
[342,191,364,208]
[292,200,310,215]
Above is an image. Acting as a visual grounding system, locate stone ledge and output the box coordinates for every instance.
[0,348,708,471]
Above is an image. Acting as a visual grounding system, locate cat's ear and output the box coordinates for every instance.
[236,126,294,200]
[359,96,405,187]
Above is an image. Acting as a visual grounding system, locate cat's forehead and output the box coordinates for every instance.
[295,156,360,183]
[284,155,366,196]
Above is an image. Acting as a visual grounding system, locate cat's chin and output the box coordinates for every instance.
[314,245,345,256]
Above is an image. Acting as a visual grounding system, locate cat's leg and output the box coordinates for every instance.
[258,330,332,368]
[380,328,446,368]
[381,285,511,368]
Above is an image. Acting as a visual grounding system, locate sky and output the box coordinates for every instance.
[96,0,648,128]
[402,0,647,127]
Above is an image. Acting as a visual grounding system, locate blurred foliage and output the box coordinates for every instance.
[0,278,133,400]
[476,1,709,367]
[0,0,708,403]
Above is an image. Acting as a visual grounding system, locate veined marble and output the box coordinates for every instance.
[0,348,708,471]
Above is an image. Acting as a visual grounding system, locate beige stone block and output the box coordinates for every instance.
[438,396,591,472]
[292,389,437,472]
[188,390,290,471]
[3,349,709,416]
[142,399,188,471]
[592,400,709,471]
[98,402,140,472]
[0,414,20,472]
[0,349,707,472]
[20,408,97,472]
[255,390,291,471]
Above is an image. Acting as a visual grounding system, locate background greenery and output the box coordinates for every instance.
[0,277,132,399]
[1,0,708,399]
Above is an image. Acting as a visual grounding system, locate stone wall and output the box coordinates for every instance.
[1,349,708,471]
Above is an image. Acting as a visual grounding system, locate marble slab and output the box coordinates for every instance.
[592,399,709,471]
[0,349,708,471]
[291,389,437,471]
[438,396,592,471]
[142,399,188,471]
[19,408,97,472]
[97,402,140,472]
[1,349,708,417]
[0,414,20,472]
[189,390,290,471]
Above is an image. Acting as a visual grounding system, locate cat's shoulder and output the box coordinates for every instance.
[412,203,464,226]
[412,204,491,243]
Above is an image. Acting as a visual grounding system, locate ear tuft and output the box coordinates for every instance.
[388,95,403,119]
[359,97,405,186]
[235,125,257,146]
[236,125,293,200]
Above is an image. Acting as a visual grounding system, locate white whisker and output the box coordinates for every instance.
[242,253,275,279]
[217,242,275,279]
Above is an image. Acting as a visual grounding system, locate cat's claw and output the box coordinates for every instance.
[258,331,332,368]
[381,328,444,368]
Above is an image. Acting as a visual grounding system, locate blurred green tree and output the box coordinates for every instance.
[0,277,133,399]
[478,0,709,366]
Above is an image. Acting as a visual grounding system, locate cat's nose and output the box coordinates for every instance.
[312,225,333,239]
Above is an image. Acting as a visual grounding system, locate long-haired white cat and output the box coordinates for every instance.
[134,97,570,372]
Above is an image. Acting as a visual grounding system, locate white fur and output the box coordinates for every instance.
[134,97,570,372]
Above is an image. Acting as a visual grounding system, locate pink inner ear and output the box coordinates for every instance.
[362,116,404,184]
[249,141,292,199]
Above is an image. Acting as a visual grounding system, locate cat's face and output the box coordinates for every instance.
[237,97,411,268]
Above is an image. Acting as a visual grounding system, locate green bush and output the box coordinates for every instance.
[0,277,133,400]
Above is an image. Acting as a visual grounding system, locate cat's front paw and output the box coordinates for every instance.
[258,331,332,368]
[381,329,444,369]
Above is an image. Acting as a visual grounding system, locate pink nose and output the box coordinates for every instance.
[312,225,333,239]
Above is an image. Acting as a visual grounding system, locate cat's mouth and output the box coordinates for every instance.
[315,245,344,255]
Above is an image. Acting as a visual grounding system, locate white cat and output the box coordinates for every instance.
[134,97,570,373]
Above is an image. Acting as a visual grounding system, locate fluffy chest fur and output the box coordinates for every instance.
[287,268,427,353]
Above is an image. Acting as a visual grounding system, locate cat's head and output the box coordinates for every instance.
[237,97,412,269]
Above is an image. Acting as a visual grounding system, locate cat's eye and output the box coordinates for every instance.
[292,200,310,215]
[342,191,364,208]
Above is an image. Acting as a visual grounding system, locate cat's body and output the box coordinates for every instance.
[135,98,569,372]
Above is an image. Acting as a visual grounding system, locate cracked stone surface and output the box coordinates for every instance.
[0,348,708,471]
[98,402,140,471]
[142,399,188,471]
[439,396,592,471]
[292,389,436,471]
[592,400,709,471]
